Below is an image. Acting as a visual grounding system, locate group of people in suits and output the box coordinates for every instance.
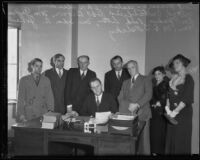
[16,53,194,155]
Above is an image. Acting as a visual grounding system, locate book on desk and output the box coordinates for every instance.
[42,112,61,129]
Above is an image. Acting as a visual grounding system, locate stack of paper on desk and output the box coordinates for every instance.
[110,115,135,130]
[111,115,135,120]
[42,122,56,129]
[95,111,111,124]
[42,112,61,129]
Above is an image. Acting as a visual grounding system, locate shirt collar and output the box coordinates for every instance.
[131,73,139,81]
[95,92,103,101]
[31,73,41,80]
[55,67,63,73]
[80,69,88,75]
[115,69,122,75]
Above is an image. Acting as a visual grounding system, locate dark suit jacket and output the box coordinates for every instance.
[104,68,130,104]
[118,74,152,121]
[64,68,96,114]
[44,68,68,114]
[80,92,117,117]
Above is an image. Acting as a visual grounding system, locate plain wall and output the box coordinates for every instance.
[78,4,147,86]
[8,4,72,78]
[145,4,199,154]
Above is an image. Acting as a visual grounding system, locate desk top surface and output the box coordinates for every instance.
[12,116,145,139]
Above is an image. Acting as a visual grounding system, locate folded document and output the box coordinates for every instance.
[95,111,111,124]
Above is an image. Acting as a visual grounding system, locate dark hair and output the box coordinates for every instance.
[152,66,166,75]
[50,56,54,67]
[54,53,65,61]
[77,55,90,62]
[27,58,43,73]
[110,55,123,69]
[111,55,123,63]
[89,77,101,87]
[169,54,191,69]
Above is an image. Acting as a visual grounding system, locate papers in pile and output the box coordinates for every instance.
[42,112,61,129]
[111,115,135,120]
[94,111,111,124]
[110,114,135,130]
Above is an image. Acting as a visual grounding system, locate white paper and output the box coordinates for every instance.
[111,115,135,120]
[111,126,129,130]
[95,111,111,124]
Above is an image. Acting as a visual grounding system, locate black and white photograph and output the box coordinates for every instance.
[2,1,199,158]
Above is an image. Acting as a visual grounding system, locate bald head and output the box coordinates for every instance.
[77,55,90,71]
[126,60,139,77]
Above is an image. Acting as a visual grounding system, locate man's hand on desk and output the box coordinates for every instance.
[64,111,79,117]
[108,113,117,119]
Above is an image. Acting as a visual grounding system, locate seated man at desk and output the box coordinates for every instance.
[80,78,117,117]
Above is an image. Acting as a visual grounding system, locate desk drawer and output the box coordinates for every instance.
[48,132,94,145]
[97,138,135,155]
[14,129,44,155]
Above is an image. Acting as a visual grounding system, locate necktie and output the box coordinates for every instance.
[117,71,121,80]
[81,72,85,80]
[132,77,135,84]
[58,70,62,78]
[96,96,100,107]
[35,75,40,86]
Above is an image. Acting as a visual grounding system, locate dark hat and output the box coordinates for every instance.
[169,54,191,68]
[152,66,166,75]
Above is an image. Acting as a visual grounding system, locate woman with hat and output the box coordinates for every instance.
[150,66,169,155]
[165,54,194,154]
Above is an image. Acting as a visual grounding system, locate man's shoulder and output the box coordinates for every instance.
[103,92,114,98]
[41,74,51,82]
[85,93,95,101]
[123,78,131,84]
[67,68,78,75]
[20,75,31,82]
[63,68,68,72]
[105,69,114,76]
[68,68,78,72]
[88,69,96,75]
[44,68,54,75]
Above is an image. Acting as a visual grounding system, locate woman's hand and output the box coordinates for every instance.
[169,110,179,118]
[165,106,172,115]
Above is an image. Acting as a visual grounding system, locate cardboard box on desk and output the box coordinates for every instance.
[108,115,138,136]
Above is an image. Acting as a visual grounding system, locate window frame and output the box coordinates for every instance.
[8,22,21,104]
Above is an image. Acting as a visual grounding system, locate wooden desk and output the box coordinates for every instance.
[12,117,145,156]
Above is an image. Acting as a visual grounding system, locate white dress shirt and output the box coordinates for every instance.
[131,73,139,83]
[115,70,122,79]
[55,68,63,77]
[95,92,103,104]
[80,69,88,76]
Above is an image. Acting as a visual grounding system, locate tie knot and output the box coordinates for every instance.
[81,72,85,79]
[96,96,100,106]
[117,71,121,80]
[58,69,62,78]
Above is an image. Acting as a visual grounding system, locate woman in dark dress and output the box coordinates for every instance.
[165,54,194,154]
[150,66,169,155]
